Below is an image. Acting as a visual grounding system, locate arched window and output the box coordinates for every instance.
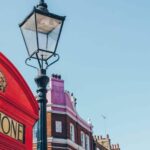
[70,123,75,142]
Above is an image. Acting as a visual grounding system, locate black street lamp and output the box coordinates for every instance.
[19,0,65,149]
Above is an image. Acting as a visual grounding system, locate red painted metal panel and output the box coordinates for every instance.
[0,52,39,150]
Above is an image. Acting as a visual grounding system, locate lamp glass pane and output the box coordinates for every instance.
[47,23,61,52]
[36,13,61,33]
[21,13,37,57]
[36,50,53,60]
[35,13,62,60]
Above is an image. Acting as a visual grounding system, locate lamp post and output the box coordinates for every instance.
[19,0,65,149]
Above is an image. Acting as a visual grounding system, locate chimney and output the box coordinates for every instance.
[48,74,65,105]
[111,144,120,150]
[51,74,64,91]
[106,134,109,139]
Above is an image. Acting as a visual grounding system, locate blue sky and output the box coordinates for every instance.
[0,0,150,150]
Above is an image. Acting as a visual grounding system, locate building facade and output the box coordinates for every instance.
[93,135,120,150]
[33,75,93,150]
[33,74,121,150]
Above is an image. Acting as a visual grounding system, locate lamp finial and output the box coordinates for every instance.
[37,0,48,12]
[40,0,45,4]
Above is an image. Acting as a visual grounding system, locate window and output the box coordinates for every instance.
[33,122,38,141]
[81,131,85,148]
[55,121,62,133]
[70,123,75,141]
[85,134,90,150]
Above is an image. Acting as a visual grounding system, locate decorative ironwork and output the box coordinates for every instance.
[0,71,7,92]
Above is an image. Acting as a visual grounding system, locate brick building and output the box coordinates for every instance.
[33,75,121,150]
[93,139,108,150]
[33,75,93,149]
[93,135,120,150]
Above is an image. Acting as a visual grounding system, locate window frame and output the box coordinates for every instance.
[70,123,75,142]
[55,120,62,133]
[85,134,90,150]
[81,131,85,148]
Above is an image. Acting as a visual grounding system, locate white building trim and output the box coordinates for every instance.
[47,110,92,132]
[47,137,85,150]
[47,104,77,116]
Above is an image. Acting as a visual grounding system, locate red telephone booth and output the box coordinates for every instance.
[0,52,38,150]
